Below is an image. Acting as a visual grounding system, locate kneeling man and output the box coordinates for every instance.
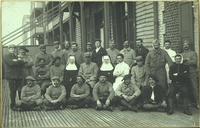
[142,74,167,111]
[18,76,43,111]
[68,75,91,109]
[43,76,67,110]
[91,72,115,111]
[115,74,141,112]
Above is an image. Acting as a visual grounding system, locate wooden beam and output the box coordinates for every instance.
[59,2,64,46]
[153,2,159,40]
[68,3,74,43]
[80,2,86,52]
[104,2,110,48]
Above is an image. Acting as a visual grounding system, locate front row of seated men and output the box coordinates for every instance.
[16,54,192,115]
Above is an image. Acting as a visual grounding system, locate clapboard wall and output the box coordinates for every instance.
[136,1,155,50]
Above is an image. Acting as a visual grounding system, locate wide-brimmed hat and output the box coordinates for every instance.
[20,46,29,52]
[25,76,36,81]
[54,41,60,45]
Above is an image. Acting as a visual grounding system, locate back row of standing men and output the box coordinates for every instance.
[4,38,199,114]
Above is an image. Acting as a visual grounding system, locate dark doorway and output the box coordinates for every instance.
[179,2,194,51]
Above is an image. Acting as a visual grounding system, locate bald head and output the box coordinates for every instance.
[152,39,160,50]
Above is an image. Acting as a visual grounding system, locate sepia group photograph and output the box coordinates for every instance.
[1,0,199,127]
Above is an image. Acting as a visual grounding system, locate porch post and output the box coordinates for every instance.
[59,2,64,45]
[80,2,86,52]
[104,2,110,48]
[68,3,74,43]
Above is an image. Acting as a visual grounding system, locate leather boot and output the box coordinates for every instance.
[167,98,174,115]
[183,98,192,115]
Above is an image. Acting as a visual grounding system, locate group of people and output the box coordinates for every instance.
[3,38,199,116]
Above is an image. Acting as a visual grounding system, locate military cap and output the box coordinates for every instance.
[122,74,132,81]
[95,39,102,42]
[39,44,46,49]
[51,76,60,81]
[20,46,29,52]
[25,76,36,81]
[148,74,159,82]
[87,42,92,46]
[54,41,60,45]
[8,44,16,49]
[85,52,92,58]
[135,56,143,61]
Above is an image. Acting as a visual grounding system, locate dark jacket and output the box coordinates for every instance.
[91,47,107,68]
[142,85,166,103]
[4,53,25,79]
[136,45,149,62]
[169,63,189,85]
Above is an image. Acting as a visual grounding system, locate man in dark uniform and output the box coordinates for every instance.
[4,44,26,111]
[167,54,192,115]
[135,38,149,62]
[91,39,107,68]
[142,74,167,111]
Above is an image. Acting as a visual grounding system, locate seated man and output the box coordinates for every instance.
[43,76,67,111]
[142,74,167,111]
[17,76,43,111]
[68,75,91,109]
[115,74,141,112]
[91,72,115,111]
[35,58,50,96]
[78,52,99,95]
[167,54,192,115]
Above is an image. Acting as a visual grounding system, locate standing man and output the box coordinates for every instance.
[51,41,67,66]
[145,39,173,93]
[34,44,52,67]
[106,39,120,66]
[181,40,199,109]
[68,42,85,65]
[91,39,107,68]
[135,38,149,62]
[120,40,136,67]
[63,40,72,63]
[4,44,26,111]
[164,40,176,85]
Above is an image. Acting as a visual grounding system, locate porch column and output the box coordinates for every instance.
[68,3,74,43]
[153,2,159,39]
[59,2,64,45]
[80,2,86,52]
[104,2,110,48]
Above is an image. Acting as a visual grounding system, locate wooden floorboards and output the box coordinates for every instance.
[2,79,199,127]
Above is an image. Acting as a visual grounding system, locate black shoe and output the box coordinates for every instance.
[71,105,79,110]
[120,106,127,111]
[44,106,55,111]
[95,106,102,111]
[105,106,113,112]
[11,106,20,111]
[167,109,173,115]
[183,109,192,115]
[130,106,138,112]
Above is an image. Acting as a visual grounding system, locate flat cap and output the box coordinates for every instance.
[148,74,159,82]
[135,56,143,61]
[54,41,60,45]
[51,76,60,81]
[39,44,46,49]
[84,52,92,58]
[95,39,102,42]
[87,42,92,46]
[122,74,132,81]
[99,72,108,77]
[20,46,29,52]
[25,76,36,81]
[8,44,16,49]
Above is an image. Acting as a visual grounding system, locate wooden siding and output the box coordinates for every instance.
[136,2,154,50]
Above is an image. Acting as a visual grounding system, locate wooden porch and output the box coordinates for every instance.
[2,79,199,127]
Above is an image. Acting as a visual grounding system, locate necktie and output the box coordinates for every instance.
[151,88,155,101]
